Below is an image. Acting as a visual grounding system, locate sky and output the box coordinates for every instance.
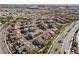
[0,0,79,4]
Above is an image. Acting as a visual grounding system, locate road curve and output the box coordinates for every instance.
[0,24,9,54]
[49,21,79,54]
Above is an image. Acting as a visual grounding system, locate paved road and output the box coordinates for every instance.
[60,21,79,54]
[50,21,79,54]
[0,24,6,53]
[0,24,9,54]
[76,31,79,48]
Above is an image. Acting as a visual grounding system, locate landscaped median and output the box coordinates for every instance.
[47,25,65,54]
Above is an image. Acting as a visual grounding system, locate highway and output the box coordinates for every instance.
[49,21,79,54]
[60,21,79,54]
